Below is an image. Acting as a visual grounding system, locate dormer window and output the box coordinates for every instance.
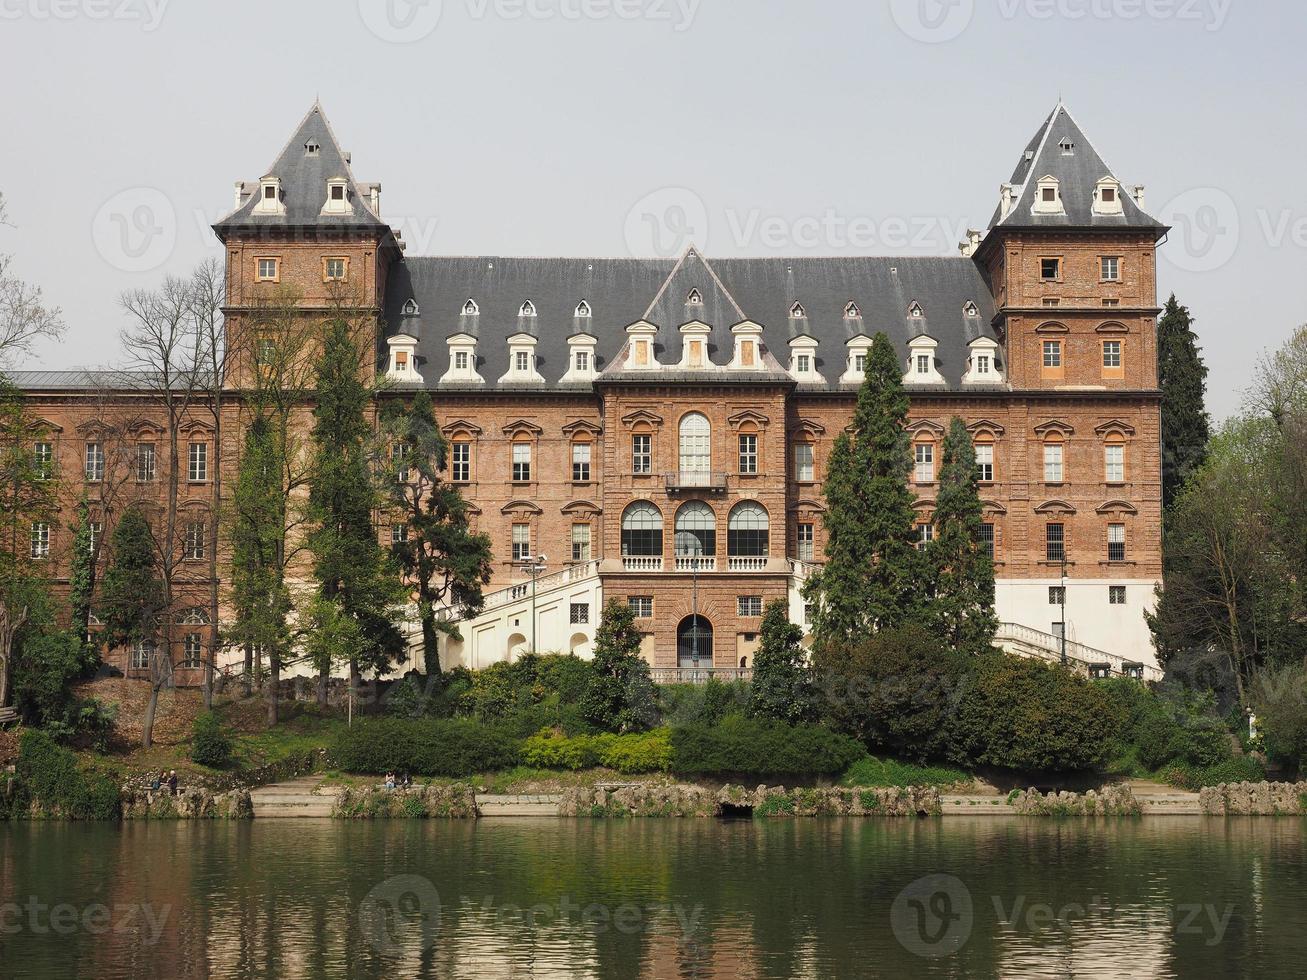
[402,299,420,316]
[462,299,479,316]
[854,354,867,373]
[963,301,979,317]
[1094,176,1125,215]
[908,301,924,319]
[575,300,592,318]
[686,289,703,305]
[519,300,536,318]
[1033,176,1064,215]
[322,178,350,215]
[844,302,861,318]
[254,176,284,215]
[1058,138,1075,155]
[790,302,806,318]
[904,335,944,385]
[515,351,530,372]
[574,350,589,372]
[455,351,469,370]
[305,140,320,156]
[964,337,1003,385]
[915,354,930,375]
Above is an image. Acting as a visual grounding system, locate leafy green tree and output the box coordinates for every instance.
[927,418,998,654]
[378,390,493,681]
[582,598,657,733]
[98,507,168,746]
[1157,295,1210,510]
[66,499,97,650]
[748,599,817,723]
[805,332,922,650]
[307,316,405,704]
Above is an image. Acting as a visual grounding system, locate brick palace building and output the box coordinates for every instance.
[9,102,1167,683]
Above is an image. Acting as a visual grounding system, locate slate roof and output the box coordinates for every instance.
[213,103,386,233]
[380,250,999,390]
[3,370,212,391]
[988,103,1165,232]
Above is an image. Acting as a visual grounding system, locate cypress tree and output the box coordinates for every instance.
[748,599,818,723]
[1157,294,1210,510]
[928,417,998,654]
[582,598,657,733]
[805,332,923,652]
[67,499,95,648]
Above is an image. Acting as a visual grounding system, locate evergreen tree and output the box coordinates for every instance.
[747,599,818,723]
[228,412,293,722]
[805,332,923,652]
[379,390,493,682]
[66,499,97,652]
[582,598,657,733]
[1158,295,1210,510]
[307,317,405,703]
[928,418,998,654]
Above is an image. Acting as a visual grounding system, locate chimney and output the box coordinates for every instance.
[1132,185,1146,209]
[959,228,983,257]
[370,183,381,215]
[233,181,244,210]
[999,183,1015,220]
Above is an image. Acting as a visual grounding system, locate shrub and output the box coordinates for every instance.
[659,681,749,726]
[1252,664,1307,770]
[1136,713,1183,770]
[748,600,819,723]
[191,712,233,768]
[840,755,971,789]
[953,655,1120,772]
[670,717,864,777]
[332,718,518,776]
[1161,756,1265,791]
[453,654,598,736]
[520,729,672,774]
[15,730,120,820]
[583,600,657,733]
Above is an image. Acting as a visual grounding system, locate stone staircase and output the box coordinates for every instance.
[248,775,341,818]
[1127,779,1204,814]
[475,793,563,817]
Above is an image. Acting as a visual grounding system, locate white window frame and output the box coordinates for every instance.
[1043,444,1064,483]
[1105,444,1125,483]
[188,442,208,482]
[914,443,935,483]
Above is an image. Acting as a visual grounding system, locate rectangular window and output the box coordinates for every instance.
[1103,340,1122,369]
[515,350,530,372]
[33,442,53,480]
[324,257,347,281]
[188,442,208,482]
[975,355,990,375]
[131,640,154,671]
[85,442,104,482]
[1105,445,1125,483]
[1049,586,1066,605]
[136,443,156,482]
[256,257,279,281]
[1109,585,1127,605]
[1108,523,1126,562]
[1101,256,1120,281]
[182,633,203,669]
[1045,523,1066,562]
[803,602,815,624]
[392,443,411,482]
[184,522,206,561]
[1042,298,1061,307]
[88,521,102,554]
[914,444,935,482]
[916,354,930,374]
[575,350,590,372]
[853,353,867,374]
[255,337,277,369]
[794,443,815,482]
[796,354,811,373]
[390,524,406,545]
[738,434,758,475]
[975,444,994,482]
[737,596,763,618]
[571,523,591,562]
[454,350,469,370]
[570,602,590,625]
[512,442,531,482]
[1043,444,1064,483]
[1040,257,1061,280]
[797,522,815,562]
[1102,299,1121,307]
[631,434,652,475]
[1042,340,1062,369]
[572,443,591,482]
[451,442,471,482]
[915,523,934,552]
[628,596,653,618]
[30,521,49,560]
[511,523,530,563]
[980,522,995,561]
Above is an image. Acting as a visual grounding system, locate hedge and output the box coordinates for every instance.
[670,717,864,776]
[520,729,672,773]
[14,730,120,820]
[332,718,518,776]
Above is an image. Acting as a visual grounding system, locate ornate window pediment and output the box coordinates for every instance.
[501,419,543,438]
[905,419,946,437]
[501,500,543,516]
[968,419,1006,439]
[1035,321,1070,334]
[1096,321,1130,334]
[727,410,770,430]
[1096,499,1138,515]
[441,419,483,437]
[562,500,602,518]
[621,409,664,430]
[1034,499,1077,516]
[1033,419,1075,438]
[981,499,1008,515]
[561,418,603,437]
[1094,419,1136,438]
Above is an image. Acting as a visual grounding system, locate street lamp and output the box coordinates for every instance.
[676,531,704,672]
[1059,551,1068,666]
[518,553,548,654]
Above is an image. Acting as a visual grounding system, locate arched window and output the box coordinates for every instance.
[679,413,711,475]
[621,502,663,557]
[674,501,716,558]
[462,298,479,316]
[728,502,769,557]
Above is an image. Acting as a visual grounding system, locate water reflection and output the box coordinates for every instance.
[1,816,1304,978]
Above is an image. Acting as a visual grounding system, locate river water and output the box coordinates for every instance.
[1,817,1304,978]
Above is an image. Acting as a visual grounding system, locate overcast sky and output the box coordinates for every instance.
[1,0,1302,418]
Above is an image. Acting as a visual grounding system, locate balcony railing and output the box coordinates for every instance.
[622,556,664,572]
[665,471,728,492]
[728,556,768,572]
[674,556,717,572]
[651,668,754,685]
[481,559,600,611]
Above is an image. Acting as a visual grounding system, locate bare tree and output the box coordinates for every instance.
[0,193,66,368]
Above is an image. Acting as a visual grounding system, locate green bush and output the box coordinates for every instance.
[1160,756,1265,791]
[520,729,672,773]
[670,717,864,777]
[659,681,749,726]
[454,654,598,736]
[14,730,120,820]
[1136,713,1182,770]
[840,755,971,789]
[333,718,518,776]
[1252,664,1307,771]
[191,712,233,768]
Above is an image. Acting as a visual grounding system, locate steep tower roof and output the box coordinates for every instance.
[213,102,388,235]
[987,102,1165,233]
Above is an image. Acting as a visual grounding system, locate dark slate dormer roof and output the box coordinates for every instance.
[988,102,1166,233]
[380,254,997,389]
[214,103,387,233]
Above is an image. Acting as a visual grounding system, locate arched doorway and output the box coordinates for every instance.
[677,615,713,668]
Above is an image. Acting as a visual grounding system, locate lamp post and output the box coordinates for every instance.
[676,532,703,672]
[1059,551,1068,666]
[519,553,547,654]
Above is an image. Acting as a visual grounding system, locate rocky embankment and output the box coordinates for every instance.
[1199,781,1307,815]
[558,782,944,818]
